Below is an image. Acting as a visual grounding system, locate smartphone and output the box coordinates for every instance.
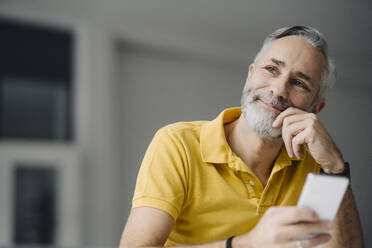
[297,173,349,220]
[295,173,349,245]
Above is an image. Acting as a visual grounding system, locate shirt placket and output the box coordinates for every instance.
[256,167,288,214]
[229,158,264,202]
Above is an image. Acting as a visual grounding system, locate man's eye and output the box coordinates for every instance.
[292,79,309,90]
[265,66,277,74]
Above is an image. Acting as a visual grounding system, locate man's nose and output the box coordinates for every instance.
[269,77,289,100]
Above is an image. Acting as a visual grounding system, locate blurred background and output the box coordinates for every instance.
[0,0,371,247]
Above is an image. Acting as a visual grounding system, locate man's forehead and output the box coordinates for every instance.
[258,36,325,82]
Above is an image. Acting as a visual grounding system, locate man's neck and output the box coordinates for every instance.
[224,114,283,186]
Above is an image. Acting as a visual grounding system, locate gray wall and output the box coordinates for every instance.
[119,43,372,246]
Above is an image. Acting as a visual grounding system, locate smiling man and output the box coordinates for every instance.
[119,26,363,248]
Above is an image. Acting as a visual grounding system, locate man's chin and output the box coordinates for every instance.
[242,104,283,139]
[247,119,283,139]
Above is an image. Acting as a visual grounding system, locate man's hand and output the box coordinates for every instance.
[272,107,344,173]
[234,207,333,248]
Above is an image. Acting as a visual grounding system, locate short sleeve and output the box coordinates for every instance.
[132,127,189,221]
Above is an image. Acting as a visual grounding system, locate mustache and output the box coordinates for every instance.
[246,89,292,111]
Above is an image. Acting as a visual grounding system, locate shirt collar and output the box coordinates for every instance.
[200,107,241,164]
[274,145,306,170]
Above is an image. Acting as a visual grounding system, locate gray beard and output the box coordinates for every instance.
[241,87,291,139]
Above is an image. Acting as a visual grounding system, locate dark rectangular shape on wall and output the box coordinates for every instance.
[0,18,74,141]
[13,165,58,244]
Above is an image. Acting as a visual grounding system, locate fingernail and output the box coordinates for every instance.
[272,119,278,127]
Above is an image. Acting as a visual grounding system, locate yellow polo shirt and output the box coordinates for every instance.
[132,107,321,246]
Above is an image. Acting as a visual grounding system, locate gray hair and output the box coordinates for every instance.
[253,26,336,102]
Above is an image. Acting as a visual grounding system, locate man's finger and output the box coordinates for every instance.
[282,113,314,129]
[285,122,310,159]
[282,221,333,241]
[267,207,319,225]
[282,125,294,158]
[273,107,306,127]
[282,119,308,158]
[290,233,332,248]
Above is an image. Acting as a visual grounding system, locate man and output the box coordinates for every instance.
[119,26,363,248]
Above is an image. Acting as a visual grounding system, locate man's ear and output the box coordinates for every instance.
[312,99,326,114]
[247,64,255,80]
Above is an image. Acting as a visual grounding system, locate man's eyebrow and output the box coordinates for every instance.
[296,71,312,82]
[271,58,285,66]
[270,58,313,85]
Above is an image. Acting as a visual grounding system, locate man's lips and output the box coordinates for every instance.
[256,98,285,113]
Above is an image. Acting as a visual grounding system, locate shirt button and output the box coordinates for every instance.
[249,180,255,186]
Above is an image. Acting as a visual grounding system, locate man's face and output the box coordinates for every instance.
[241,36,326,139]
